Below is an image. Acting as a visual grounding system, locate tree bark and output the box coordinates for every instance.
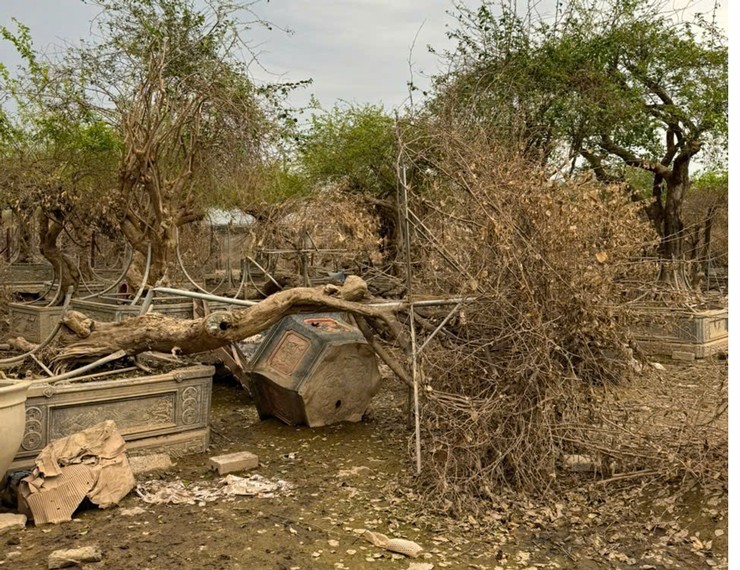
[38,212,80,301]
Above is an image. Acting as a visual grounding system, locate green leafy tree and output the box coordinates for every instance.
[65,0,291,286]
[298,103,399,258]
[438,0,727,284]
[1,20,120,294]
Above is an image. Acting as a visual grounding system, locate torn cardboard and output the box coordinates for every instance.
[19,420,135,524]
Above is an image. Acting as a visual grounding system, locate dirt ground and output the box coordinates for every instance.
[0,359,728,570]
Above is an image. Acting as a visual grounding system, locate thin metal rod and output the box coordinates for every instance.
[401,163,422,476]
[0,287,74,364]
[130,244,152,305]
[30,353,54,376]
[418,299,465,355]
[78,245,133,300]
[176,227,228,295]
[153,287,258,307]
[232,259,248,299]
[43,259,65,308]
[139,288,155,315]
[60,365,139,384]
[245,255,282,290]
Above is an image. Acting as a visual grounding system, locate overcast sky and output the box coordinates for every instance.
[0,0,729,113]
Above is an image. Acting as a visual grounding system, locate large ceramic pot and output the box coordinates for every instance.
[0,380,32,477]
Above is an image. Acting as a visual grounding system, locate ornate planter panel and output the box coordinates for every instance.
[9,365,213,471]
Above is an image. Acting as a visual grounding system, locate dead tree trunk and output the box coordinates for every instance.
[48,277,407,370]
[38,212,80,301]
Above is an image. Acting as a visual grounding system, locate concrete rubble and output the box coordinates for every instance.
[135,473,293,505]
[0,512,26,534]
[47,545,102,569]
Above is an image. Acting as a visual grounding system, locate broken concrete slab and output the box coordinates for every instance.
[209,451,259,475]
[128,454,173,477]
[48,546,102,569]
[0,512,26,534]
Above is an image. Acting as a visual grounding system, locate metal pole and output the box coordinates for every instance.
[402,163,422,476]
[153,287,258,307]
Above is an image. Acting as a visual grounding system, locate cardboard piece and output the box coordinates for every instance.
[19,420,135,524]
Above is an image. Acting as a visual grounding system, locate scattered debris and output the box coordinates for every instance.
[209,451,259,475]
[136,473,292,505]
[336,465,371,478]
[221,474,292,498]
[0,513,26,534]
[128,454,173,477]
[47,545,102,569]
[19,421,135,524]
[363,530,424,558]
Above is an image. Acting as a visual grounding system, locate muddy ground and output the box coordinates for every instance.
[0,359,728,570]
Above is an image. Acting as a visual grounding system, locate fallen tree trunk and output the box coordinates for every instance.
[48,277,408,371]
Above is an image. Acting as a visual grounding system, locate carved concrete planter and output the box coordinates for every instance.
[0,380,32,477]
[9,365,213,472]
[631,307,728,359]
[8,303,65,343]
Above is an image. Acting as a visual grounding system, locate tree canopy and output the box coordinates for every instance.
[436,0,727,279]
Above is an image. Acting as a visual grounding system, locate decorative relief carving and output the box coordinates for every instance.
[268,332,310,376]
[21,406,45,451]
[50,395,176,439]
[180,386,201,425]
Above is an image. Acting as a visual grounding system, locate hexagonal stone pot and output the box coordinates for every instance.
[248,313,381,427]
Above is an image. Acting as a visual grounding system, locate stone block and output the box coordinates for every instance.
[209,451,259,475]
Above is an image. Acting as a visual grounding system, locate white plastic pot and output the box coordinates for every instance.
[0,380,32,478]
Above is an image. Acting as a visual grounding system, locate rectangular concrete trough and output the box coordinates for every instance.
[631,307,728,359]
[9,364,214,471]
[7,303,65,344]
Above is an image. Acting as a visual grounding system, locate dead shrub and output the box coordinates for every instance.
[398,125,725,510]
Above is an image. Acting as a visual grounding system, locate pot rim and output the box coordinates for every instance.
[0,380,32,409]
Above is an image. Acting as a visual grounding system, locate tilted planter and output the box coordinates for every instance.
[8,303,65,344]
[9,365,213,472]
[249,312,381,427]
[630,307,728,359]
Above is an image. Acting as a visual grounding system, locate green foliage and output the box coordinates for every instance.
[692,170,728,194]
[298,103,397,197]
[439,0,728,173]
